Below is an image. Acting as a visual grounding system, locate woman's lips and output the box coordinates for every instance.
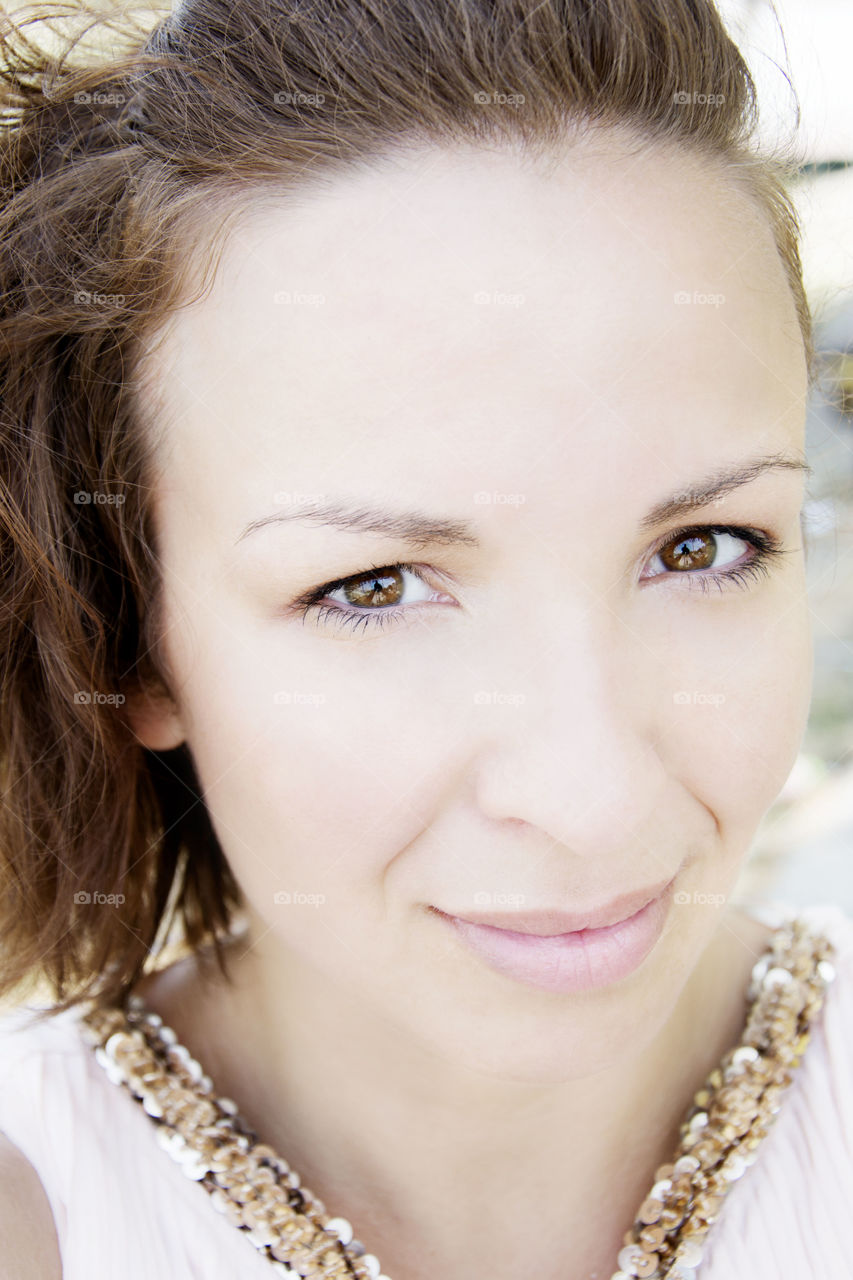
[431,879,674,993]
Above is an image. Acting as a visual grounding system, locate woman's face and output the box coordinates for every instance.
[130,132,811,1081]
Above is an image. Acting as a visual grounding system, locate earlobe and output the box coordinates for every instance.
[122,683,186,751]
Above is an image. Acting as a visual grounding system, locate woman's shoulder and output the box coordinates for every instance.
[0,998,93,1085]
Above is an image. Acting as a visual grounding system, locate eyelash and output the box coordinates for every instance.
[291,523,789,635]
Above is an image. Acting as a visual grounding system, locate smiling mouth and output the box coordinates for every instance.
[429,876,675,937]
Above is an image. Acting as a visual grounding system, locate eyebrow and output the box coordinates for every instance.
[235,452,811,549]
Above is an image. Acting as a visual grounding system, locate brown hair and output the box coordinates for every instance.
[0,0,813,1019]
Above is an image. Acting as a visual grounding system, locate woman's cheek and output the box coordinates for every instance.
[674,593,811,839]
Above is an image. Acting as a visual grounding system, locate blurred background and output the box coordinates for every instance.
[714,0,853,914]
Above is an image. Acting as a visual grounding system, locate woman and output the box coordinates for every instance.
[0,1,850,1278]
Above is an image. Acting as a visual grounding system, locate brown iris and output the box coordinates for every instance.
[340,567,405,608]
[658,531,716,572]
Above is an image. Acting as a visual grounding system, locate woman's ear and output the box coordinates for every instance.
[122,679,186,751]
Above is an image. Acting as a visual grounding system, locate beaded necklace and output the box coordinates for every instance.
[80,912,837,1280]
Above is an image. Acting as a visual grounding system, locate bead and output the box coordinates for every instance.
[676,1239,704,1267]
[720,1153,747,1181]
[617,1244,647,1274]
[80,918,836,1280]
[638,1197,662,1224]
[325,1218,354,1245]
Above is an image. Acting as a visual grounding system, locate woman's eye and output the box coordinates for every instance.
[641,524,787,593]
[292,525,788,635]
[293,562,453,635]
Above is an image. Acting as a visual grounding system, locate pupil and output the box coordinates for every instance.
[664,532,715,571]
[343,567,403,607]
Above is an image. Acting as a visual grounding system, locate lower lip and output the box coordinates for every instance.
[436,885,673,994]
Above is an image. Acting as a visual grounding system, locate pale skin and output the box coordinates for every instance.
[127,129,811,1280]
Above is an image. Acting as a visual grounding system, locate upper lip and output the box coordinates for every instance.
[433,877,673,936]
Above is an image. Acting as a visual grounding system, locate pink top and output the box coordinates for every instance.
[0,901,851,1279]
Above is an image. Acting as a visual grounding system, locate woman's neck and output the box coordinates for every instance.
[132,906,773,1280]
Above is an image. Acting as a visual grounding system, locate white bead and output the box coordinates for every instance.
[818,960,836,983]
[142,1093,163,1118]
[763,966,792,987]
[650,1178,672,1198]
[688,1111,708,1130]
[672,1154,700,1176]
[104,1032,127,1059]
[361,1255,381,1278]
[617,1243,645,1274]
[159,1026,178,1045]
[732,1045,759,1064]
[721,1153,747,1180]
[677,1238,704,1267]
[217,1097,239,1115]
[180,1156,208,1180]
[325,1217,354,1245]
